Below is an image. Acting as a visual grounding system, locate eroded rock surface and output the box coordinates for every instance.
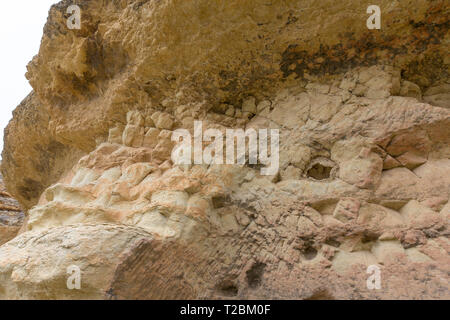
[0,0,449,299]
[0,172,24,246]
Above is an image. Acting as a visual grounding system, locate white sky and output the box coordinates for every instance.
[0,1,59,154]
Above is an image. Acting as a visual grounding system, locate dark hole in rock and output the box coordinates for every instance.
[325,238,341,247]
[303,247,318,260]
[217,280,238,297]
[246,262,266,289]
[305,289,334,300]
[307,163,332,180]
[247,163,263,170]
[361,232,379,243]
[423,229,440,238]
[212,196,229,209]
[211,104,227,114]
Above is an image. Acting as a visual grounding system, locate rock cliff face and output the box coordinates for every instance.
[0,0,449,299]
[0,171,24,246]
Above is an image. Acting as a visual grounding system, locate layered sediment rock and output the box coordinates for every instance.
[0,172,24,246]
[0,0,449,299]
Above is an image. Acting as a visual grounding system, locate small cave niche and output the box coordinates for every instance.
[302,247,318,260]
[216,279,239,297]
[212,195,230,209]
[307,163,332,180]
[246,262,266,289]
[306,157,337,181]
[361,232,379,244]
[325,238,341,248]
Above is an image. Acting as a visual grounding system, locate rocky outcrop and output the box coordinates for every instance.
[0,171,24,246]
[3,0,449,210]
[0,0,449,299]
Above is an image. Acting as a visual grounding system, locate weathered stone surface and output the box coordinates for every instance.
[0,0,449,300]
[0,172,24,246]
[0,224,155,299]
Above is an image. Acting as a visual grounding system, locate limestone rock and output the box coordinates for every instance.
[0,0,449,300]
[423,84,450,109]
[399,80,422,100]
[122,125,144,148]
[400,200,443,230]
[339,149,383,189]
[0,224,156,299]
[0,173,24,245]
[332,198,360,223]
[242,97,257,114]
